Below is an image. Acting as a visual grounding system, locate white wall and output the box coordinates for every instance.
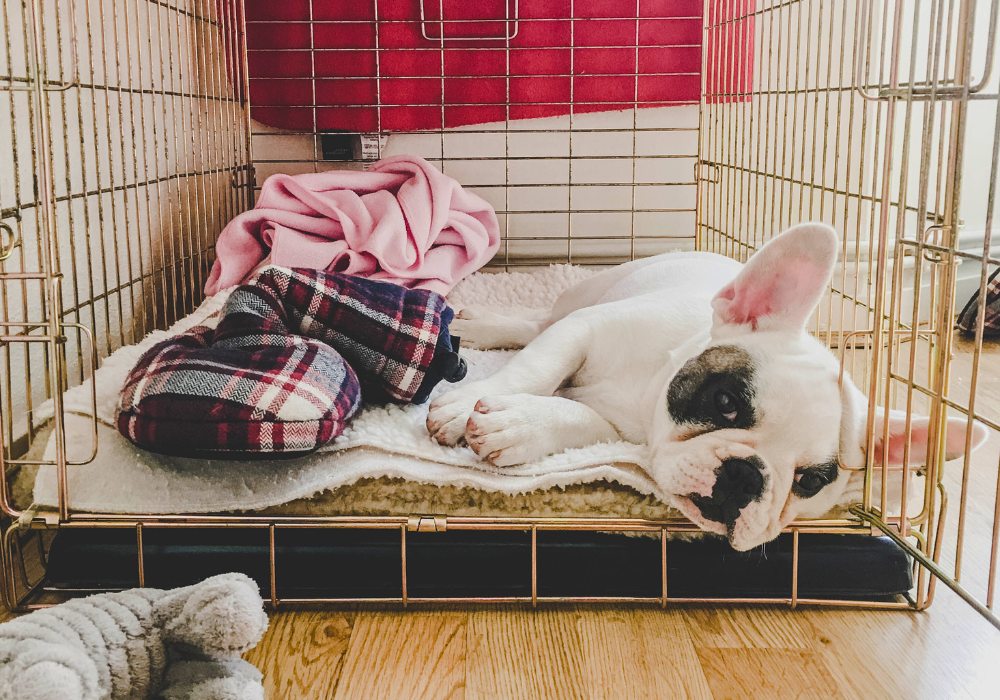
[252,105,701,265]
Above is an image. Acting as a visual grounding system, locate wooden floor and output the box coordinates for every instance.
[233,586,1000,699]
[3,563,999,699]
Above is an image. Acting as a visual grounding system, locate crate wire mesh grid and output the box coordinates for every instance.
[700,0,1000,624]
[0,0,999,628]
[244,0,704,265]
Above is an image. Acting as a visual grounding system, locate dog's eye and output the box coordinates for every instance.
[714,390,739,423]
[793,469,828,497]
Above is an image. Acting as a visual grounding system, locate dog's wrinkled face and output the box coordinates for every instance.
[651,223,988,551]
[661,334,852,549]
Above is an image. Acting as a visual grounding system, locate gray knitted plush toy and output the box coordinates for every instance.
[0,572,269,700]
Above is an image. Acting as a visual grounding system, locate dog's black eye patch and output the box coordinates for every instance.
[667,345,756,430]
[792,460,838,498]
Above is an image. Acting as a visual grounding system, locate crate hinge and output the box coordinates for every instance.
[17,506,58,527]
[406,515,448,533]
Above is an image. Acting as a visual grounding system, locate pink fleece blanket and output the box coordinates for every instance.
[204,156,500,296]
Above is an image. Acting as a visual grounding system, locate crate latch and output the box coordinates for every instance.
[695,160,722,184]
[407,515,448,533]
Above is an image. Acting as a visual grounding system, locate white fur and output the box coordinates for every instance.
[430,223,990,550]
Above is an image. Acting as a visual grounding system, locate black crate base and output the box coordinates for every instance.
[43,527,912,602]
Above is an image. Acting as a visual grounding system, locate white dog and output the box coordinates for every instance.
[426,223,988,550]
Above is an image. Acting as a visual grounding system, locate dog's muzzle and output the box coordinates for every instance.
[689,457,765,527]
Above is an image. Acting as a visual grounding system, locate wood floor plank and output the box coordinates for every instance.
[683,606,815,650]
[697,647,843,700]
[244,610,354,700]
[333,610,466,700]
[631,609,715,699]
[804,590,1000,700]
[466,607,588,699]
[573,608,712,700]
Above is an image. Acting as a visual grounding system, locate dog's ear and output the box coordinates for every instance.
[711,222,838,333]
[841,379,989,468]
[871,409,988,468]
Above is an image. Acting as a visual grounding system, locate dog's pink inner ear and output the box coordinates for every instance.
[713,265,812,330]
[872,419,931,467]
[873,414,988,467]
[712,223,838,332]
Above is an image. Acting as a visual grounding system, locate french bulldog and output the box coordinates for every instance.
[426,223,988,550]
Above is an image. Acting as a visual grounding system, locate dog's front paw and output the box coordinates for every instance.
[464,394,560,467]
[426,383,489,445]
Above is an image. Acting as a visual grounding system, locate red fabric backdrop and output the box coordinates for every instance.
[241,0,716,132]
[704,0,755,104]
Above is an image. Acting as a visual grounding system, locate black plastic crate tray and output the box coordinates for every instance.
[44,527,912,602]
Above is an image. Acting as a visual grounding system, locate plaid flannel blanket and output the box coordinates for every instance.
[240,267,460,404]
[117,268,464,458]
[958,267,1000,339]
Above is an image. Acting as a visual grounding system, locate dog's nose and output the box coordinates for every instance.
[718,458,765,504]
[689,457,765,526]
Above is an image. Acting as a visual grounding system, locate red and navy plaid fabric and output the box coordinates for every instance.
[117,320,362,458]
[958,266,1000,338]
[230,267,459,403]
[117,267,461,458]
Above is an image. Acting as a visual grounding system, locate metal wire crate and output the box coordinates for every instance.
[1,0,999,629]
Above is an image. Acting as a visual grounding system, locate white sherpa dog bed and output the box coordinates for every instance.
[28,266,668,515]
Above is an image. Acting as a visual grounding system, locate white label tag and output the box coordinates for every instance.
[360,134,388,161]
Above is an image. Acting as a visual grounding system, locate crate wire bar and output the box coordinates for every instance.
[245,0,702,265]
[1,0,999,630]
[700,0,1000,627]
